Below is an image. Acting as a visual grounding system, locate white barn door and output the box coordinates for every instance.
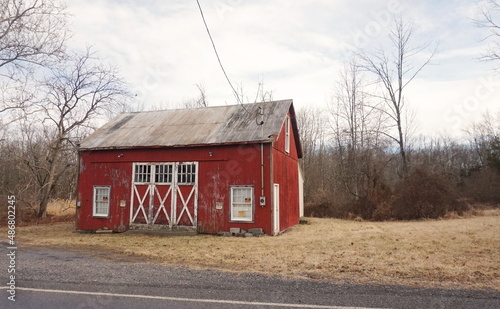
[131,162,198,228]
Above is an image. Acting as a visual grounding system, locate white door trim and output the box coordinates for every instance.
[273,183,280,236]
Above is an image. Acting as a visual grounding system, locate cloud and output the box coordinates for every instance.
[65,0,498,137]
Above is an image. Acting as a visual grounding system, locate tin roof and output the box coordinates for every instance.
[80,100,302,157]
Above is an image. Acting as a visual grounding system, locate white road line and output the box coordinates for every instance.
[5,287,390,309]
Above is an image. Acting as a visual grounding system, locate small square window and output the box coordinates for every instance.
[155,164,173,184]
[177,163,196,184]
[93,186,110,218]
[230,186,254,222]
[134,164,151,183]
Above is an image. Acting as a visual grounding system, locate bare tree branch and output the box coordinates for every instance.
[357,17,436,177]
[19,47,130,217]
[0,0,68,70]
[475,0,500,65]
[0,0,69,130]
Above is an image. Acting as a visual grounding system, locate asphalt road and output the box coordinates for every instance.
[0,242,498,309]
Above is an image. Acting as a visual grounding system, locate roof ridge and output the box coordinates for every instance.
[122,99,293,114]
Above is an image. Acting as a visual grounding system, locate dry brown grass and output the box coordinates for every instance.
[45,199,76,216]
[1,199,76,226]
[8,209,500,291]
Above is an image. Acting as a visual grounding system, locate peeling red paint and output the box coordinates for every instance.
[76,104,302,235]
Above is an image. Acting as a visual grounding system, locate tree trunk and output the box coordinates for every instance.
[37,170,56,218]
[397,118,408,177]
[38,195,50,218]
[37,140,61,218]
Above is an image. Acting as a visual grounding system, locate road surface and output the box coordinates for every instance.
[0,242,498,308]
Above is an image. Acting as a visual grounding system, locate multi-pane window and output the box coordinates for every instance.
[134,163,196,185]
[93,186,110,217]
[134,164,151,183]
[285,116,290,154]
[230,186,254,222]
[177,163,196,184]
[155,164,173,184]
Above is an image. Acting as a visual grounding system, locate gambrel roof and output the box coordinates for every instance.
[79,99,302,157]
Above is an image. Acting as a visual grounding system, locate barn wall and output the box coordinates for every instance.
[77,144,273,234]
[272,111,300,233]
[76,156,131,232]
[196,144,273,234]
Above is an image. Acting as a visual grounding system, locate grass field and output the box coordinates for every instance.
[7,207,500,291]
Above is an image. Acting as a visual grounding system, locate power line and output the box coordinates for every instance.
[195,0,250,114]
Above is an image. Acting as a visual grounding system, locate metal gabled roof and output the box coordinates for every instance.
[79,100,300,153]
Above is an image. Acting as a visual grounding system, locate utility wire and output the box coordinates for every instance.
[195,0,250,114]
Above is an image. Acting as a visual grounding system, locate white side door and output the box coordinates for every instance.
[273,184,280,235]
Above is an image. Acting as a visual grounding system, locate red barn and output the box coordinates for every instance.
[76,100,303,236]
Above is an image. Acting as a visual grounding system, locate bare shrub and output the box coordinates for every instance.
[344,182,392,220]
[304,200,354,219]
[304,202,336,218]
[349,198,375,220]
[372,202,392,221]
[460,167,500,203]
[391,168,468,220]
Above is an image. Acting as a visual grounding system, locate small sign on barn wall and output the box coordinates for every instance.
[216,202,223,210]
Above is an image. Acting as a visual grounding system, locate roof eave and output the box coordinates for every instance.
[288,102,303,158]
[78,139,274,152]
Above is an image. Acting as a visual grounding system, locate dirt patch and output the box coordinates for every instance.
[6,210,500,291]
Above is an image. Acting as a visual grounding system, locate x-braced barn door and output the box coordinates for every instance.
[130,162,198,228]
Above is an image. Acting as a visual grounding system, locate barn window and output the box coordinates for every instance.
[93,186,110,218]
[177,163,196,184]
[155,164,173,184]
[285,116,290,154]
[230,186,254,222]
[134,164,151,183]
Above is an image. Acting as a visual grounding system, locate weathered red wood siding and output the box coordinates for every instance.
[77,154,131,232]
[272,111,300,233]
[77,144,274,234]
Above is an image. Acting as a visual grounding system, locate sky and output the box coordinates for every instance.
[65,0,500,138]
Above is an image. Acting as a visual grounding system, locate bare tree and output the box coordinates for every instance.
[325,58,397,220]
[1,0,68,125]
[475,0,500,66]
[296,106,327,202]
[22,48,129,217]
[182,83,208,109]
[194,83,208,107]
[0,0,67,72]
[233,79,274,105]
[358,18,436,177]
[0,74,37,128]
[462,112,500,201]
[330,59,386,199]
[466,112,500,167]
[252,79,274,103]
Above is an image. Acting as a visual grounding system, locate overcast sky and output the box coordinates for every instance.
[66,0,499,138]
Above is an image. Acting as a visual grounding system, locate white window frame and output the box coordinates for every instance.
[154,163,174,184]
[285,116,290,154]
[93,186,111,218]
[134,163,152,184]
[177,162,197,185]
[230,186,254,222]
